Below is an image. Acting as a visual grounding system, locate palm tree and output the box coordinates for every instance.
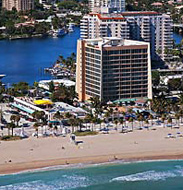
[129,117,134,131]
[149,114,153,127]
[15,115,20,127]
[64,112,72,120]
[0,110,3,122]
[137,114,144,128]
[104,110,110,123]
[96,118,102,130]
[85,112,94,130]
[32,111,45,123]
[161,114,166,128]
[69,118,77,133]
[167,117,173,129]
[7,123,11,136]
[7,122,15,137]
[33,122,39,138]
[179,110,183,123]
[119,118,124,133]
[145,119,149,130]
[91,117,97,131]
[175,113,180,127]
[114,119,118,131]
[10,114,16,125]
[109,108,114,122]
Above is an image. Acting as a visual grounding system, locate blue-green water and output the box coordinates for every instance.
[0,27,80,85]
[0,160,183,189]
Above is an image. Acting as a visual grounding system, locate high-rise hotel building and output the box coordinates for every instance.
[2,0,34,11]
[89,0,125,13]
[76,37,152,102]
[80,12,173,61]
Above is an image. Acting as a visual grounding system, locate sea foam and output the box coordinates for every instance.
[111,166,183,182]
[0,174,90,190]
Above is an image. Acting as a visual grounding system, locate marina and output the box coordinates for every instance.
[0,27,80,85]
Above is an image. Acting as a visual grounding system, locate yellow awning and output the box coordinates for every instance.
[34,99,53,105]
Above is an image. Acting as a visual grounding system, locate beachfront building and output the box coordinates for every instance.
[89,0,125,13]
[76,37,152,102]
[2,0,34,11]
[80,12,173,61]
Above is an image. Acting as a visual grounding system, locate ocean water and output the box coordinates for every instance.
[0,27,80,85]
[0,160,183,190]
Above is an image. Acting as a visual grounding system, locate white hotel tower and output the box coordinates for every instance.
[80,12,173,61]
[89,0,125,13]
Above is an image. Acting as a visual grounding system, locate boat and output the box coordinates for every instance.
[52,28,67,37]
[68,23,74,33]
[0,74,5,80]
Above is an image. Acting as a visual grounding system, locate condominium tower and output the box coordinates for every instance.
[2,0,34,11]
[80,12,173,61]
[76,37,152,102]
[89,0,125,13]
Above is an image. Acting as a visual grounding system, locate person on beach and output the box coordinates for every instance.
[70,134,76,143]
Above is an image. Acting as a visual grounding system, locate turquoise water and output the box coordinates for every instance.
[0,160,183,189]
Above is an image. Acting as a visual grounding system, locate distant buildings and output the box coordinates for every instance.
[89,0,125,13]
[76,37,152,102]
[2,0,34,11]
[80,12,173,61]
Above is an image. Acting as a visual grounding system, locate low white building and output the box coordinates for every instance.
[38,79,75,91]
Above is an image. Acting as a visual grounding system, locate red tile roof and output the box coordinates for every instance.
[89,13,125,20]
[89,11,160,20]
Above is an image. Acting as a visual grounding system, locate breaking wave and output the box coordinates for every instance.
[111,166,183,182]
[0,174,90,190]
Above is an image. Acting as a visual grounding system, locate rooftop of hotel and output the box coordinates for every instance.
[84,37,149,48]
[89,11,160,20]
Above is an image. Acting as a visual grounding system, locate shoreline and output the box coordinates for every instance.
[1,127,183,175]
[1,153,183,175]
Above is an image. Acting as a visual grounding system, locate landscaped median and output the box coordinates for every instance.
[74,130,98,136]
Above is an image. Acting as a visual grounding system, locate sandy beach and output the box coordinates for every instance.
[1,127,183,174]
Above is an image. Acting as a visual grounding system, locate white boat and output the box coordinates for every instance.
[68,24,74,33]
[0,74,5,80]
[52,28,67,37]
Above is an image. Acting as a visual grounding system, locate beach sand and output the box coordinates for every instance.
[1,127,183,174]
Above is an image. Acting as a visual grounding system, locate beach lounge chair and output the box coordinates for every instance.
[176,132,183,137]
[165,133,175,139]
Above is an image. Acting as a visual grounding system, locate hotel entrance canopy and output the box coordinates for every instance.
[113,98,137,104]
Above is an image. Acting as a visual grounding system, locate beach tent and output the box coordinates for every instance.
[34,99,53,105]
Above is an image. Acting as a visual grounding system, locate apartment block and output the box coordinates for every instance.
[76,37,152,102]
[80,13,130,40]
[89,0,125,13]
[80,12,173,61]
[2,0,34,11]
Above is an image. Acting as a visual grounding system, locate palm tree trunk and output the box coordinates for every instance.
[122,124,124,133]
[11,128,13,137]
[8,128,10,136]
